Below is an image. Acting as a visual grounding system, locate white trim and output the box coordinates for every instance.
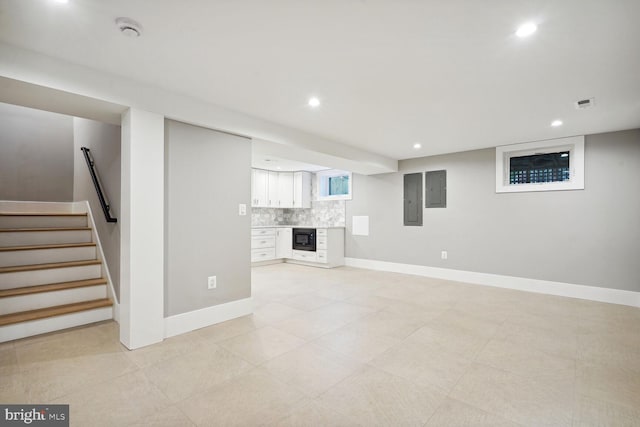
[344,257,640,308]
[496,136,585,193]
[82,200,120,322]
[164,297,253,338]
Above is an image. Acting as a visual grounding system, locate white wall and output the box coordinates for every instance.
[73,117,121,299]
[0,102,74,202]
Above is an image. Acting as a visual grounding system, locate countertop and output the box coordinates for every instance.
[252,225,345,229]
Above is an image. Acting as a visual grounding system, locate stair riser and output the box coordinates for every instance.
[0,306,113,343]
[0,246,97,267]
[0,216,87,229]
[0,265,102,289]
[0,230,92,246]
[0,285,107,315]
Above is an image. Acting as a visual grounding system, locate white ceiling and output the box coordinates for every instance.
[251,153,328,173]
[0,0,638,161]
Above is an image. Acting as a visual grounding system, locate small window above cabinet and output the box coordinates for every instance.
[317,169,352,201]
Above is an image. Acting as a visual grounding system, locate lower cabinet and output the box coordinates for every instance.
[275,228,292,258]
[251,227,344,267]
[251,228,275,262]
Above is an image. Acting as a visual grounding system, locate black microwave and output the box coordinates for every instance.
[292,228,316,251]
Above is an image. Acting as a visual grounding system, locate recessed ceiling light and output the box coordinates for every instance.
[516,22,537,38]
[551,120,563,127]
[413,143,422,149]
[308,97,320,108]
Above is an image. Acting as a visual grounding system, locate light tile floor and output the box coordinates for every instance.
[2,263,640,426]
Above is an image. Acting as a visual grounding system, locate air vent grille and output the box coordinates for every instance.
[575,98,595,109]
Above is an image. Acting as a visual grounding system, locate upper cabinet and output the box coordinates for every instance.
[251,169,269,207]
[293,171,311,208]
[251,169,311,209]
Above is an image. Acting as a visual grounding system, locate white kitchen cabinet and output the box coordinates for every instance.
[275,227,292,258]
[252,169,269,207]
[251,169,311,209]
[293,171,311,208]
[267,171,279,207]
[251,228,276,262]
[277,172,294,208]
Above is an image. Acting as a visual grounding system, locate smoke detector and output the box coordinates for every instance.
[116,17,143,37]
[575,97,595,109]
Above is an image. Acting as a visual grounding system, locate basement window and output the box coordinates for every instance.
[496,136,585,193]
[317,169,352,200]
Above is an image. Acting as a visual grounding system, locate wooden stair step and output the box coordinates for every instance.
[0,259,101,274]
[0,212,87,216]
[0,242,96,252]
[0,278,108,298]
[0,227,91,233]
[0,299,112,326]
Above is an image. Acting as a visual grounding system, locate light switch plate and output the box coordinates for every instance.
[239,204,247,216]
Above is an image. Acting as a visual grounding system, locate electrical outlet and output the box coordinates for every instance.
[207,276,217,289]
[238,204,247,216]
[441,251,448,260]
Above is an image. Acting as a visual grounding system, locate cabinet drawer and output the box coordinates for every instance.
[316,250,327,263]
[251,248,276,262]
[251,228,276,237]
[291,250,317,262]
[251,236,275,249]
[316,236,327,250]
[316,228,327,236]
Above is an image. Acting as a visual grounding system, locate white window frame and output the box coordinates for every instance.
[316,169,352,201]
[496,136,585,193]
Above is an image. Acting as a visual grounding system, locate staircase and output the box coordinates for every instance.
[0,212,113,342]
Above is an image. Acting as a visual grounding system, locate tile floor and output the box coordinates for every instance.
[2,263,640,426]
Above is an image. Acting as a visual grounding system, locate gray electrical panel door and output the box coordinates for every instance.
[404,173,423,226]
[425,170,446,208]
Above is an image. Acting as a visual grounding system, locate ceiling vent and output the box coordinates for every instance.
[575,98,595,109]
[115,17,143,37]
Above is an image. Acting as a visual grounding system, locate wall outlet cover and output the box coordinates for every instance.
[239,204,247,216]
[441,251,448,260]
[208,276,217,289]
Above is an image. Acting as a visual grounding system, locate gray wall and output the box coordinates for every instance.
[73,118,121,300]
[0,102,74,201]
[165,120,252,316]
[346,129,640,292]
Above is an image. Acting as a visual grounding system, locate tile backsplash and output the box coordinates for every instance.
[251,174,346,227]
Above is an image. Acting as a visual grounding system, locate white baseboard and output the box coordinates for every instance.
[344,257,640,308]
[164,297,253,338]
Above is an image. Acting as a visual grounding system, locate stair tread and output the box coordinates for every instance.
[0,212,87,216]
[0,259,101,274]
[0,242,96,252]
[0,278,108,298]
[0,298,112,326]
[0,227,91,232]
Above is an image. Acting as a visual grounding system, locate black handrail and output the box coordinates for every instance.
[80,147,117,223]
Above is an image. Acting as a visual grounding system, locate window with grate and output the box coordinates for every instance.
[496,136,584,193]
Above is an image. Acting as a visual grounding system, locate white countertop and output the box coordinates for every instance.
[252,225,345,229]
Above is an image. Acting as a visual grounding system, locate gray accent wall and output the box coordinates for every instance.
[345,129,640,292]
[73,117,121,300]
[165,120,252,317]
[0,102,74,201]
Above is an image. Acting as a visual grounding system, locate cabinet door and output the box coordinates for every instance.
[252,169,269,207]
[277,172,294,208]
[293,171,311,208]
[267,171,279,207]
[275,228,293,258]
